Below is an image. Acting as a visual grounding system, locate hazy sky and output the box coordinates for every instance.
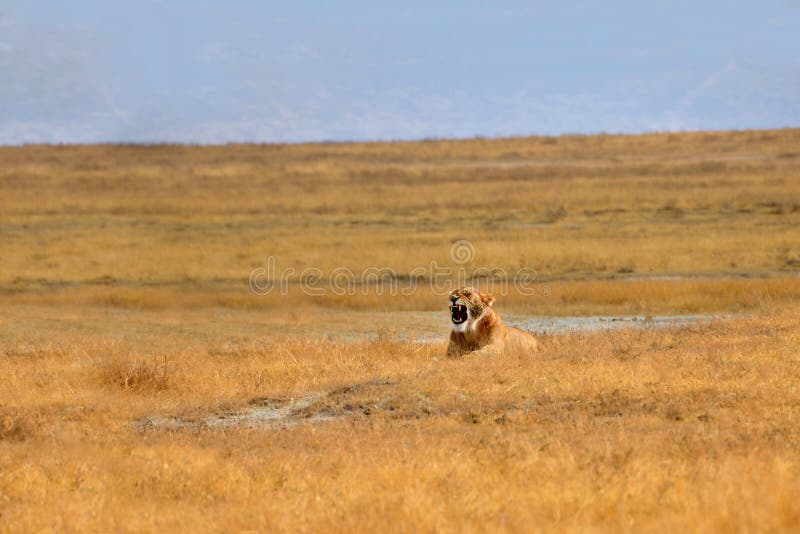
[1,1,799,144]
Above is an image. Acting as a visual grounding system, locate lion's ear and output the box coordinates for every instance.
[481,292,496,307]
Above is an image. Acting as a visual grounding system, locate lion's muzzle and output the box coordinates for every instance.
[450,304,468,324]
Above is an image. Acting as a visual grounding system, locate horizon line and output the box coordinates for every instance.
[1,126,799,150]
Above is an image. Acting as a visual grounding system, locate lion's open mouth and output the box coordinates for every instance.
[450,304,468,324]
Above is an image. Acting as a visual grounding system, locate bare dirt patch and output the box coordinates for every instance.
[136,379,398,431]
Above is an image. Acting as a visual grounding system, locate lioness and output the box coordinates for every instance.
[446,287,538,357]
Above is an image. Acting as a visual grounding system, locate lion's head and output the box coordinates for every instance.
[448,286,496,332]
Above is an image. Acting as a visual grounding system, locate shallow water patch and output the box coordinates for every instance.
[504,314,715,335]
[353,312,723,343]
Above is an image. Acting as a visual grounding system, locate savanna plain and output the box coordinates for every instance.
[1,129,800,531]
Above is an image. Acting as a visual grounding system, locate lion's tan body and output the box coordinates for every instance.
[446,287,538,357]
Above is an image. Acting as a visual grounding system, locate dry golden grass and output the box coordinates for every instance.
[1,309,799,531]
[2,128,800,311]
[2,129,800,531]
[2,276,800,315]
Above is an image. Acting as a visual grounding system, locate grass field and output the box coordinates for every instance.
[1,129,800,531]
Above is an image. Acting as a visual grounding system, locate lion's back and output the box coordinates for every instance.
[505,326,539,355]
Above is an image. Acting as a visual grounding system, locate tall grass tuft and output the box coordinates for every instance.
[99,355,172,392]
